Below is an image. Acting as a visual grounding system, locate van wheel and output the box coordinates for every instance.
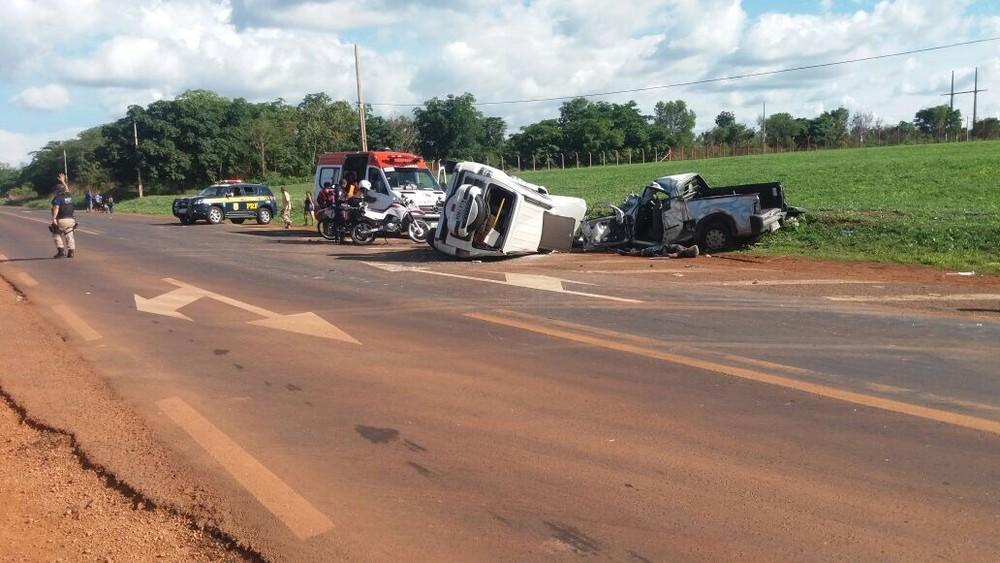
[207,206,224,225]
[698,221,733,253]
[256,207,272,225]
[231,218,246,224]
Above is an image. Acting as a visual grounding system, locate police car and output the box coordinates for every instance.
[173,180,277,225]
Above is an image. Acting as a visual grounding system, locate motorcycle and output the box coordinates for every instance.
[316,200,378,245]
[380,197,432,243]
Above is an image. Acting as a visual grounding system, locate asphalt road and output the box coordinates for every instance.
[1,207,999,562]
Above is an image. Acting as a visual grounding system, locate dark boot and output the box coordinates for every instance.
[53,248,65,259]
[67,250,75,258]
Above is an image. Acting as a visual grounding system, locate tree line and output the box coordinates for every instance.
[2,89,998,198]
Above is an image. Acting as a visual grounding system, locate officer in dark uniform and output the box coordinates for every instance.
[50,173,76,258]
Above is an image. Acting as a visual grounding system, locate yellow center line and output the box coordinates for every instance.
[156,397,334,540]
[51,303,102,342]
[466,310,1000,437]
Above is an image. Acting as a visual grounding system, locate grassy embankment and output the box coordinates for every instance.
[520,141,1000,273]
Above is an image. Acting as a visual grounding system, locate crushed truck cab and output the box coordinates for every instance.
[431,162,587,259]
[580,173,798,254]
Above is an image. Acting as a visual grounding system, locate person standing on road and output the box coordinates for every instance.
[280,186,292,229]
[84,190,93,212]
[303,191,315,226]
[50,174,76,259]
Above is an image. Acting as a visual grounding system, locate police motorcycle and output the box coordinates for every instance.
[379,196,432,243]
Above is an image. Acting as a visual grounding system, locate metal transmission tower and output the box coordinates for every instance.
[941,67,988,128]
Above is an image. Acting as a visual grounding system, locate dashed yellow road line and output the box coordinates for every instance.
[51,303,101,341]
[156,397,334,540]
[467,310,1000,437]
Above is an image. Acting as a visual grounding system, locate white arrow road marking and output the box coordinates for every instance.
[134,286,203,321]
[134,278,360,343]
[363,262,641,303]
[248,312,360,343]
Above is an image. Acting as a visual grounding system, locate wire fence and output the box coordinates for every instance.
[427,134,990,176]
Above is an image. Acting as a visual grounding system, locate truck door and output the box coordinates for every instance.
[365,166,395,212]
[659,191,690,244]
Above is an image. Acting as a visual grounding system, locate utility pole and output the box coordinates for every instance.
[761,101,767,153]
[354,44,368,152]
[973,67,979,128]
[940,67,987,130]
[133,120,144,198]
[949,71,955,110]
[63,149,68,180]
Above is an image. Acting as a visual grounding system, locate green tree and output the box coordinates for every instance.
[808,107,850,147]
[367,114,419,153]
[413,93,486,160]
[972,117,1000,140]
[763,112,805,148]
[0,162,20,195]
[914,105,962,139]
[296,93,356,165]
[508,119,563,164]
[707,111,755,145]
[558,98,621,155]
[652,100,696,147]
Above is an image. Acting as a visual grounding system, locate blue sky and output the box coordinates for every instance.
[1,0,998,164]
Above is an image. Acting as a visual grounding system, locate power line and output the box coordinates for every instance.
[368,36,1000,108]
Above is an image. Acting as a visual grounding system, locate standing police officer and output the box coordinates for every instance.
[50,173,76,259]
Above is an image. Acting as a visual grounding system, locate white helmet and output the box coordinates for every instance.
[359,179,372,190]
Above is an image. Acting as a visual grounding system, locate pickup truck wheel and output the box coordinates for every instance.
[206,206,224,225]
[699,221,733,253]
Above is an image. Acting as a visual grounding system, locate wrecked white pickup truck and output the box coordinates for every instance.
[579,173,801,254]
[431,162,587,258]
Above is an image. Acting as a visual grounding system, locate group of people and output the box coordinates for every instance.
[83,190,114,213]
[278,172,368,231]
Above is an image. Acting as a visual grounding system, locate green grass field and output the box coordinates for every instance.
[520,141,1000,273]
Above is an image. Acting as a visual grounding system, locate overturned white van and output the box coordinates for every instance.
[430,162,587,259]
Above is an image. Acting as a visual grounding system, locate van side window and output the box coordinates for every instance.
[367,167,390,195]
[317,167,340,189]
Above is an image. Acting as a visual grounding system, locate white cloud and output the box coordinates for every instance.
[11,84,72,111]
[0,127,83,166]
[0,0,997,160]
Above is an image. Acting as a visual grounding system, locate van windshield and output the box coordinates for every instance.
[384,168,440,191]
